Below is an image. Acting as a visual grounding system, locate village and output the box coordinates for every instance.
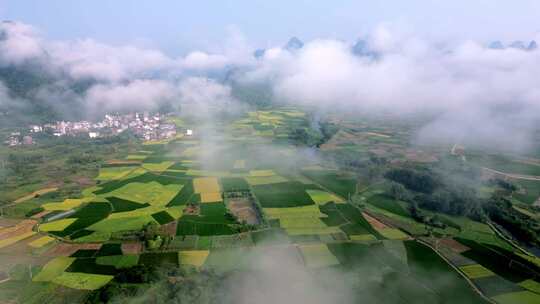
[4,112,185,147]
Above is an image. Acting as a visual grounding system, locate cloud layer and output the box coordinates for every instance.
[1,20,539,151]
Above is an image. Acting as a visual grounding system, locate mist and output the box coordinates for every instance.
[1,20,540,152]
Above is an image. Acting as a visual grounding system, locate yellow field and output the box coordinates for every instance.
[39,218,77,232]
[42,199,84,211]
[200,192,222,203]
[459,264,495,279]
[28,235,56,248]
[193,177,221,193]
[178,250,210,267]
[0,232,36,249]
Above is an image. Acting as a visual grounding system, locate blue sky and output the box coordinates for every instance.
[2,0,540,55]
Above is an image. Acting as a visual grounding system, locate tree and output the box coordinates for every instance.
[389,182,409,201]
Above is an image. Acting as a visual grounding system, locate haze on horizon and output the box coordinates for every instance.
[2,0,540,54]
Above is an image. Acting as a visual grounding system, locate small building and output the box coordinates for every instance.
[88,132,100,138]
[186,129,193,136]
[22,136,33,145]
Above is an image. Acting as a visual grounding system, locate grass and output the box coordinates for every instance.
[42,199,84,211]
[460,264,495,279]
[103,181,182,206]
[492,291,540,304]
[178,250,210,267]
[96,167,137,181]
[264,205,325,219]
[151,210,176,224]
[366,195,410,217]
[33,257,75,282]
[376,228,409,240]
[72,231,111,243]
[39,218,77,232]
[193,177,221,193]
[142,161,174,172]
[252,181,316,208]
[28,236,56,248]
[519,279,540,293]
[299,244,340,268]
[306,190,344,205]
[52,272,114,290]
[302,170,357,198]
[167,180,194,206]
[220,177,250,192]
[87,215,157,233]
[108,197,149,212]
[350,234,377,241]
[0,231,36,248]
[96,255,139,269]
[245,175,288,186]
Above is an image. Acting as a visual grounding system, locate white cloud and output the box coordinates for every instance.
[85,79,178,110]
[0,21,44,65]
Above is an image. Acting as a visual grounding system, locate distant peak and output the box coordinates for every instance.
[488,41,505,49]
[528,40,537,51]
[285,37,304,50]
[509,40,526,49]
[253,48,266,59]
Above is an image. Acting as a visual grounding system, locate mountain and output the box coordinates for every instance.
[509,40,526,49]
[489,41,505,49]
[489,40,537,51]
[351,39,379,59]
[253,49,266,59]
[284,37,304,51]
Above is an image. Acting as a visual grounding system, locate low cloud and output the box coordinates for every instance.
[85,79,178,112]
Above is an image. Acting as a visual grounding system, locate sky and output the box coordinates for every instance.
[1,0,540,55]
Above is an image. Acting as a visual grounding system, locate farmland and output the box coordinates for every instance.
[0,108,539,304]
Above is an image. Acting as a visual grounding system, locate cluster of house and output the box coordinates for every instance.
[5,112,184,147]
